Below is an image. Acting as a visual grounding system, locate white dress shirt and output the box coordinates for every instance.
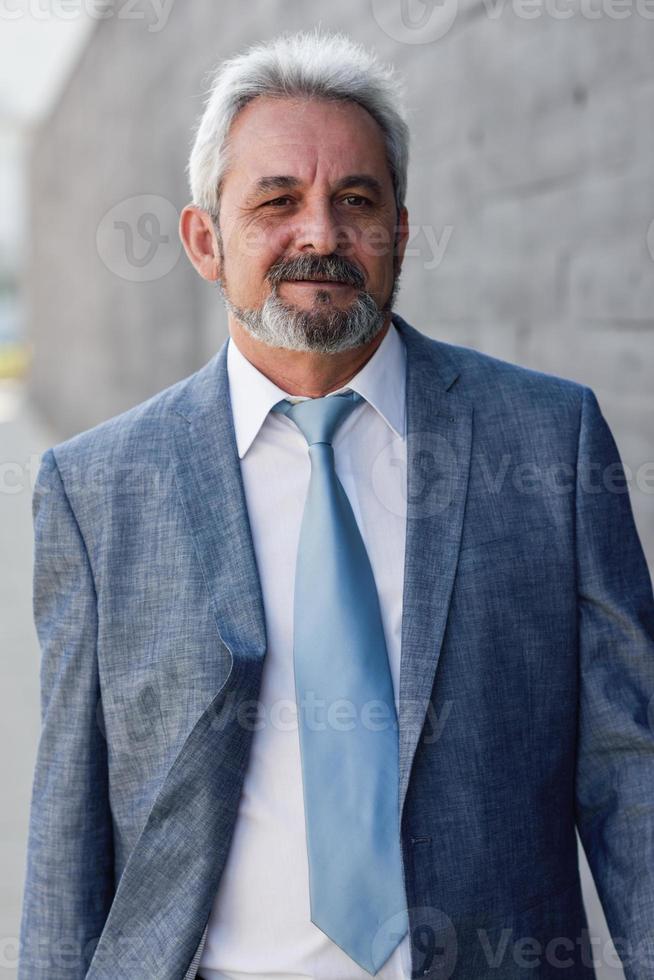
[199,322,411,980]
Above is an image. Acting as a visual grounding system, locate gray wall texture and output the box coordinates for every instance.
[25,0,654,572]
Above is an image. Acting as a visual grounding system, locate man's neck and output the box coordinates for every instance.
[227,316,391,397]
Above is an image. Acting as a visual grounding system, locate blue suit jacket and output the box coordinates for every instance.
[19,314,654,979]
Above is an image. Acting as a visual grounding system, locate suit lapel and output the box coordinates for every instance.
[168,340,267,661]
[392,315,473,822]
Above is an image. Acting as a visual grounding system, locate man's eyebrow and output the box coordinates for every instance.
[246,173,385,200]
[250,175,302,197]
[332,174,384,197]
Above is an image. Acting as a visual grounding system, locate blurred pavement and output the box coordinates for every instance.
[0,379,55,978]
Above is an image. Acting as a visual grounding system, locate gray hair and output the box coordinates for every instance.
[186,28,410,220]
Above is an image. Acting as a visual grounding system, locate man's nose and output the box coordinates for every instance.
[292,200,343,255]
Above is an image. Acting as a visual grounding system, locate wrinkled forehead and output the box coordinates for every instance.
[222,95,394,197]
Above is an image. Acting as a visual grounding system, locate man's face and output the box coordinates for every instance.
[213,95,408,353]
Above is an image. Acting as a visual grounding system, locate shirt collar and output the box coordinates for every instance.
[226,322,407,459]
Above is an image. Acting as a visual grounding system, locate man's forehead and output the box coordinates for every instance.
[229,93,381,135]
[224,96,390,183]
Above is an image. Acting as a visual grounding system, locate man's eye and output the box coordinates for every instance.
[265,197,294,207]
[341,195,372,207]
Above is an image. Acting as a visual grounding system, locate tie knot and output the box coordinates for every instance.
[271,390,363,447]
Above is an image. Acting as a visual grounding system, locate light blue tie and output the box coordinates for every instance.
[272,390,409,975]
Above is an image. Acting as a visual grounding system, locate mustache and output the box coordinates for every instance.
[266,253,365,290]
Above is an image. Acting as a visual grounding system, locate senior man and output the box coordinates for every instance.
[19,28,654,980]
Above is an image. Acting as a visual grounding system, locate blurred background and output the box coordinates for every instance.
[1,0,653,976]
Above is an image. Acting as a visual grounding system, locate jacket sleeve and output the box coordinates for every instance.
[573,386,654,980]
[18,448,115,979]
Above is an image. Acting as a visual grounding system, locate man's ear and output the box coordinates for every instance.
[394,205,410,276]
[179,205,222,282]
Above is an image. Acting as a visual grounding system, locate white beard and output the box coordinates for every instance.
[218,283,397,354]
